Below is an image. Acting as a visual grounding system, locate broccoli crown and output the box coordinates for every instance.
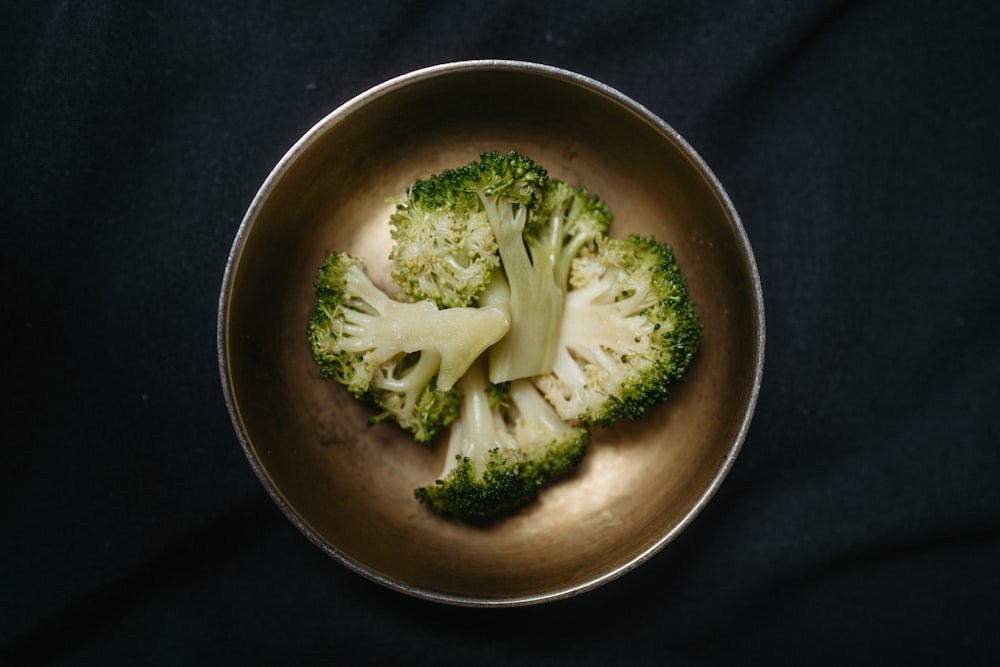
[463,149,548,206]
[389,150,547,308]
[530,179,614,287]
[414,358,589,519]
[533,234,702,426]
[307,251,510,442]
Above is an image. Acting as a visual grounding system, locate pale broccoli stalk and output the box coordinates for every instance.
[482,177,613,383]
[465,156,557,381]
[533,234,702,426]
[307,251,511,442]
[414,355,589,519]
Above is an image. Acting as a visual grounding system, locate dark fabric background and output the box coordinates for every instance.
[4,1,999,664]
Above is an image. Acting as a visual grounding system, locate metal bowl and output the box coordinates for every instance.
[217,60,764,606]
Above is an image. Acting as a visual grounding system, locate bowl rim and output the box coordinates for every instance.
[217,59,766,607]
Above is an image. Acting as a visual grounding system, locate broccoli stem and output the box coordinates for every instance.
[476,197,564,383]
[508,379,566,433]
[439,356,511,478]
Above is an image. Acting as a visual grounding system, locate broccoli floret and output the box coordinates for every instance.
[307,251,511,442]
[533,234,702,426]
[414,356,589,519]
[530,178,614,287]
[390,150,556,382]
[388,171,500,309]
[388,150,546,308]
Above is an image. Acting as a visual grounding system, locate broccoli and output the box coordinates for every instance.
[388,173,500,310]
[481,175,615,384]
[388,150,546,310]
[530,178,614,288]
[414,355,590,519]
[308,151,703,521]
[533,234,702,426]
[389,151,613,384]
[307,251,511,442]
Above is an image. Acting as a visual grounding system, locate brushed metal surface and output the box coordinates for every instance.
[218,60,765,606]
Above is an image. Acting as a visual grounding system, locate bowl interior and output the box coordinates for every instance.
[220,63,763,605]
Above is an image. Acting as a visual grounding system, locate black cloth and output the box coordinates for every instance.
[5,1,999,664]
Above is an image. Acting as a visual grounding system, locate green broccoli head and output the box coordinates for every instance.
[388,150,547,309]
[465,149,548,207]
[307,251,511,442]
[415,358,589,519]
[533,234,702,426]
[531,179,614,286]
